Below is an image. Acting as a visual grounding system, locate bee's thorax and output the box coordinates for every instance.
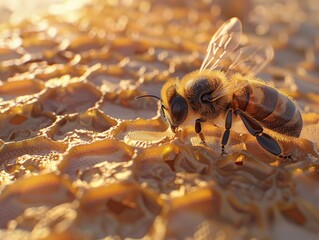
[181,73,231,119]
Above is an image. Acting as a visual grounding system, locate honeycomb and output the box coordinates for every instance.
[0,0,319,239]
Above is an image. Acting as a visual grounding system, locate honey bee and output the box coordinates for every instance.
[137,18,303,158]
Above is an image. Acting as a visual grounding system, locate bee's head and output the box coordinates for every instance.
[160,80,188,132]
[135,80,188,133]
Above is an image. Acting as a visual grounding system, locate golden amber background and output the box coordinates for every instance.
[0,0,318,239]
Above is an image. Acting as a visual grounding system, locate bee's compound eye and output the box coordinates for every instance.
[171,95,188,126]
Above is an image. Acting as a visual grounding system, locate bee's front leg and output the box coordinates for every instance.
[221,109,233,155]
[195,118,207,144]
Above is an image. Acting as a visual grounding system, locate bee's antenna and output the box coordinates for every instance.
[135,94,168,113]
[135,95,162,101]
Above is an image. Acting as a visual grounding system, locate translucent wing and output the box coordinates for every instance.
[199,18,242,72]
[209,77,251,103]
[227,44,274,76]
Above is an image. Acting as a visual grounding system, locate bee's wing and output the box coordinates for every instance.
[226,44,274,76]
[210,77,251,103]
[200,18,242,72]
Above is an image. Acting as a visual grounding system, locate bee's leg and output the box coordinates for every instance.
[221,109,233,155]
[235,109,291,159]
[195,118,207,144]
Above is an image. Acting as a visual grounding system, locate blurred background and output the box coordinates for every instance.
[0,0,88,24]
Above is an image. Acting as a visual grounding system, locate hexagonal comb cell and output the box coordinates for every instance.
[100,90,158,120]
[37,82,102,115]
[22,38,60,55]
[58,139,134,179]
[113,118,169,146]
[0,103,56,142]
[0,173,76,228]
[131,143,179,192]
[0,48,23,64]
[108,37,149,56]
[77,182,162,238]
[85,65,140,92]
[0,63,32,82]
[0,136,67,171]
[78,50,121,67]
[67,35,107,54]
[0,79,44,101]
[151,187,221,239]
[47,108,117,143]
[34,64,87,82]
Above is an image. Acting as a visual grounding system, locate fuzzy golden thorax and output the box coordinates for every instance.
[160,70,232,129]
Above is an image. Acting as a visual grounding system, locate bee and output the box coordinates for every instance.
[136,18,303,158]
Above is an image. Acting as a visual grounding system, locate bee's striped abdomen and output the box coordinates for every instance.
[233,83,303,137]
